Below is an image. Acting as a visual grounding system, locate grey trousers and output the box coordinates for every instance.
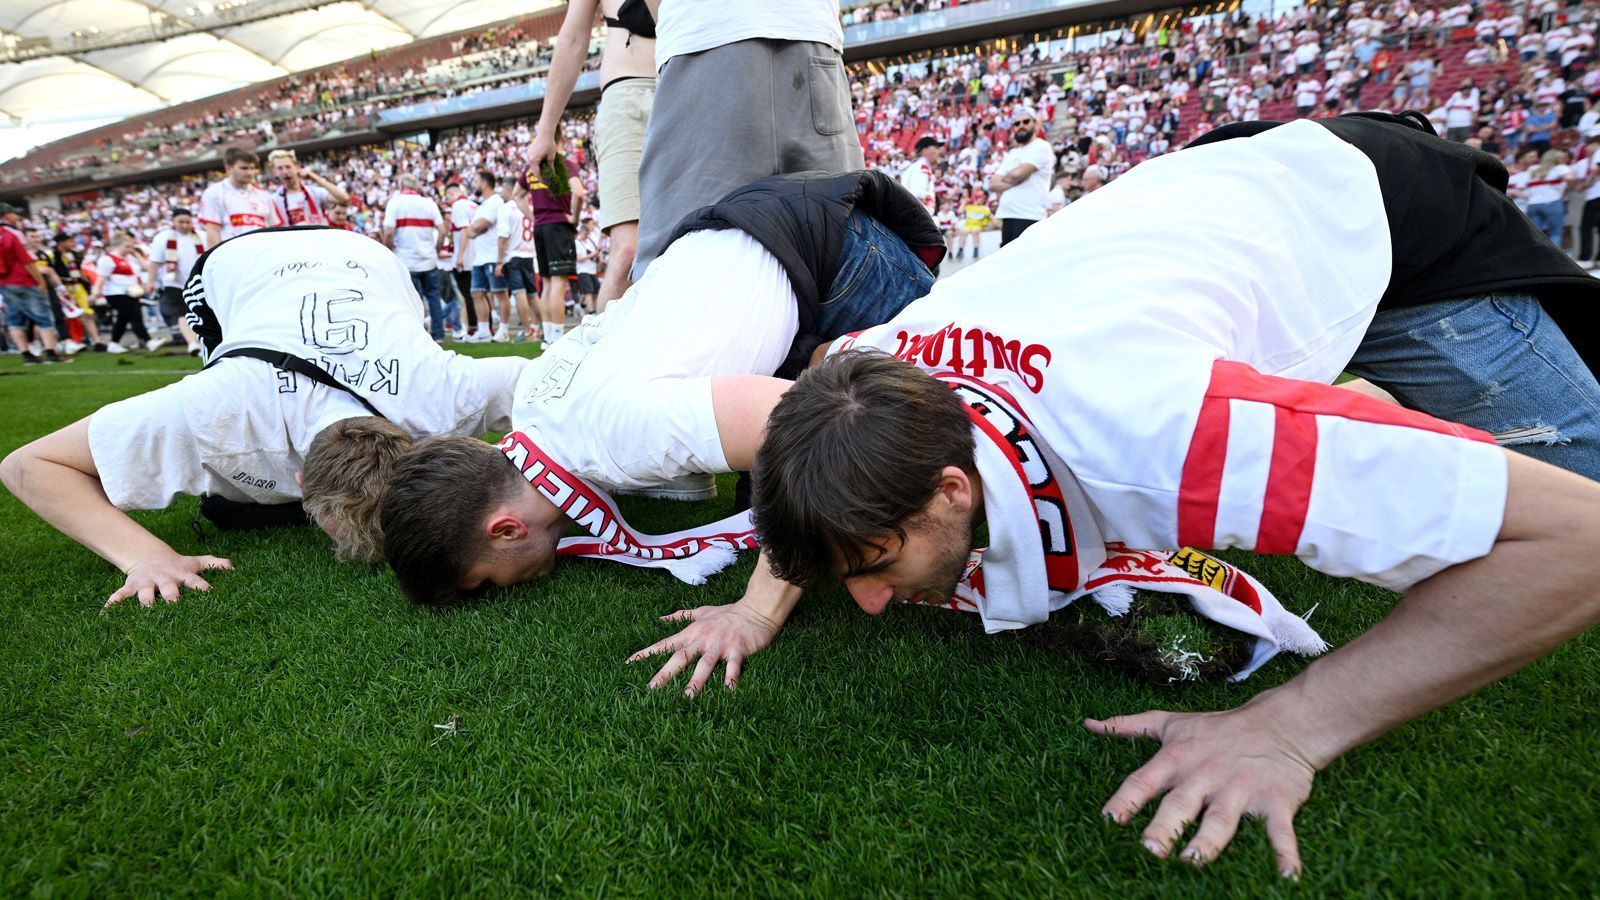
[630,38,865,279]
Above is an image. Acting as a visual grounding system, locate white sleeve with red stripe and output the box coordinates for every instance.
[1175,361,1508,592]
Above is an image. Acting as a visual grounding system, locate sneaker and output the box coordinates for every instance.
[146,336,170,352]
[105,342,129,354]
[21,351,42,365]
[187,342,202,355]
[29,341,44,355]
[491,326,511,343]
[615,472,718,502]
[58,339,84,355]
[43,350,73,364]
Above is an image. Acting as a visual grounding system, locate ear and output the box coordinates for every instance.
[934,465,977,514]
[485,513,530,543]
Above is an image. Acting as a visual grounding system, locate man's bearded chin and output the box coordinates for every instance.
[1013,126,1036,145]
[898,507,976,607]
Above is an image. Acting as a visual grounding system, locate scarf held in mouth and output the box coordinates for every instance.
[938,373,1327,680]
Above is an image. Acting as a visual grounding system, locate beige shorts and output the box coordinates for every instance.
[594,77,655,232]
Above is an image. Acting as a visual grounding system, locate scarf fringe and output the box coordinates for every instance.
[656,545,740,585]
[1090,583,1136,617]
[1268,611,1330,656]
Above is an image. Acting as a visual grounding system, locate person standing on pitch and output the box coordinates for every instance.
[268,149,349,228]
[529,0,656,309]
[516,143,587,347]
[466,170,509,342]
[145,207,207,354]
[198,148,282,247]
[988,107,1056,246]
[383,174,448,342]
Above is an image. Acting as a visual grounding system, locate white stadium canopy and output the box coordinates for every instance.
[0,0,558,153]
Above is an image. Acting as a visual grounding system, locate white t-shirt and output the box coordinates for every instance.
[94,253,142,296]
[511,229,797,490]
[198,179,282,242]
[575,233,600,275]
[656,0,843,68]
[898,157,937,212]
[274,184,332,227]
[88,228,524,510]
[381,191,444,272]
[993,137,1056,221]
[499,201,537,261]
[1445,89,1480,128]
[450,197,478,268]
[147,228,207,289]
[1523,165,1572,206]
[1572,157,1600,202]
[833,120,1507,607]
[469,194,505,268]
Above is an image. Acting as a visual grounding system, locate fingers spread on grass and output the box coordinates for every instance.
[1264,799,1304,879]
[724,655,744,691]
[660,607,700,623]
[1180,789,1249,866]
[1141,786,1206,859]
[684,653,720,699]
[627,637,675,664]
[200,556,234,571]
[1101,757,1174,824]
[647,649,694,690]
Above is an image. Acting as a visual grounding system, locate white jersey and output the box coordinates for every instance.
[500,201,537,260]
[198,179,282,241]
[511,229,797,490]
[656,0,842,68]
[833,120,1507,626]
[450,197,478,268]
[469,194,505,267]
[86,228,524,510]
[898,158,938,213]
[147,228,207,289]
[273,183,332,227]
[382,191,444,272]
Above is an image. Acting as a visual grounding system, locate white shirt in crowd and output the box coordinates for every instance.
[1445,88,1480,129]
[274,184,332,227]
[576,233,600,275]
[993,136,1056,221]
[95,253,143,296]
[655,0,843,68]
[1295,78,1323,108]
[1521,165,1573,206]
[146,228,207,289]
[87,228,523,510]
[833,119,1506,628]
[382,190,444,272]
[512,229,798,490]
[898,157,938,212]
[499,201,537,262]
[469,193,505,269]
[198,179,282,242]
[450,196,478,269]
[1571,156,1600,202]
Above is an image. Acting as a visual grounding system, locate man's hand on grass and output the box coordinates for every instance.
[627,601,783,698]
[105,553,234,609]
[1085,705,1317,879]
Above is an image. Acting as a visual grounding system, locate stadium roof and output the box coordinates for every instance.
[0,0,559,127]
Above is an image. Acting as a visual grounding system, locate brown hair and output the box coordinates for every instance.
[223,147,258,168]
[301,417,413,563]
[751,350,975,590]
[378,436,523,605]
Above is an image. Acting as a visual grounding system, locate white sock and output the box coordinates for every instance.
[548,322,565,341]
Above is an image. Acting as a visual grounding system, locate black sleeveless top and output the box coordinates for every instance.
[604,0,655,39]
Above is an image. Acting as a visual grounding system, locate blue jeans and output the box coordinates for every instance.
[2,285,53,330]
[816,210,937,339]
[1346,294,1600,480]
[1526,200,1566,246]
[410,268,445,340]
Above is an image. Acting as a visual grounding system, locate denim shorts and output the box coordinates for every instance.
[503,256,538,295]
[470,262,506,293]
[816,210,937,339]
[1,285,52,330]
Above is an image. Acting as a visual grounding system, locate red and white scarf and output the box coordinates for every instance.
[938,373,1326,680]
[496,432,757,584]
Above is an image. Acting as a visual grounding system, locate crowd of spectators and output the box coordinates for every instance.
[7,0,1600,355]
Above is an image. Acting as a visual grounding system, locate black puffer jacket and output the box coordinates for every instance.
[664,170,947,376]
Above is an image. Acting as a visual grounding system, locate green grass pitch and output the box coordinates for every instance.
[1,346,1595,895]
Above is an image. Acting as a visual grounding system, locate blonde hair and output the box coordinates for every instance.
[267,149,297,163]
[1532,149,1568,179]
[301,416,414,563]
